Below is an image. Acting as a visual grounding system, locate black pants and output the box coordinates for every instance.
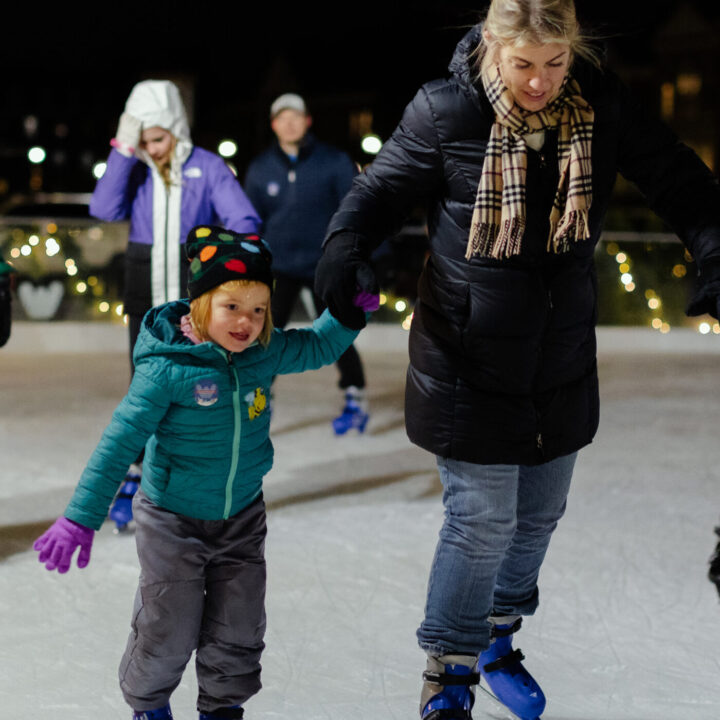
[128,313,144,377]
[271,274,365,390]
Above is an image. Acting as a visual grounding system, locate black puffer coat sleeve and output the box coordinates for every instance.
[326,84,444,248]
[609,71,720,268]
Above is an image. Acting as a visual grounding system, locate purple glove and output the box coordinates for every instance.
[33,517,95,573]
[353,288,380,313]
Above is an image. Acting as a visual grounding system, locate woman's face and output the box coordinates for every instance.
[139,127,175,166]
[497,42,571,111]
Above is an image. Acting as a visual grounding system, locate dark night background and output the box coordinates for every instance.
[2,0,719,196]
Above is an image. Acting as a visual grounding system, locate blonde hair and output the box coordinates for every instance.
[477,0,602,75]
[189,279,274,347]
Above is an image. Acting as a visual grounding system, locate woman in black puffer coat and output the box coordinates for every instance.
[316,1,720,717]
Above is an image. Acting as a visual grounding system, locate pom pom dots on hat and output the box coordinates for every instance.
[186,225,273,300]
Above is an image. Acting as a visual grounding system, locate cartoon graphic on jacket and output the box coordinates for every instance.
[64,299,359,530]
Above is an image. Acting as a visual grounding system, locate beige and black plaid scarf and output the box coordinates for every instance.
[466,62,595,260]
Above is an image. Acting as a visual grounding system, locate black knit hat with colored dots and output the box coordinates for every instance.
[186,225,274,300]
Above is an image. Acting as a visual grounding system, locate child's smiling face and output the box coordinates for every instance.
[207,282,270,353]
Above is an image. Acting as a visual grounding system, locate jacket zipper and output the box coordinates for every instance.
[216,349,242,519]
[163,188,170,303]
[535,288,553,457]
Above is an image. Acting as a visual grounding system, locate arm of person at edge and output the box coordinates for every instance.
[608,69,720,320]
[315,86,444,329]
[209,155,262,234]
[0,252,14,348]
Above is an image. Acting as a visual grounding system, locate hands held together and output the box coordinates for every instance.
[316,232,380,329]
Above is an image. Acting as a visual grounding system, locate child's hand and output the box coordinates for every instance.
[33,517,95,573]
[352,288,380,313]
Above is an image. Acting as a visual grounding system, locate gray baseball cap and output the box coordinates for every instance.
[270,93,307,118]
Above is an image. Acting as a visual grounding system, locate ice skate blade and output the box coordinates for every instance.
[476,681,540,720]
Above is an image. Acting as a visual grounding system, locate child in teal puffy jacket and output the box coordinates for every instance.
[33,225,377,720]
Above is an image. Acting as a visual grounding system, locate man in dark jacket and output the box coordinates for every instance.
[245,93,369,434]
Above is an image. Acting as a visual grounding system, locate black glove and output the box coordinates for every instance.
[709,526,720,600]
[315,232,379,330]
[0,273,11,348]
[686,259,720,320]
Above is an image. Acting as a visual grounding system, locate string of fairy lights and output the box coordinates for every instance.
[3,224,720,335]
[604,239,720,335]
[377,293,414,331]
[4,222,126,322]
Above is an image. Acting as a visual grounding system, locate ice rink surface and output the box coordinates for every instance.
[1,323,719,719]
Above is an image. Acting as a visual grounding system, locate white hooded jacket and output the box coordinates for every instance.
[124,80,194,306]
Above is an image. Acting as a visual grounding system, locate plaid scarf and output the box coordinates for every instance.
[466,62,594,260]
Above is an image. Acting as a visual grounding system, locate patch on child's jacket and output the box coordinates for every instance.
[245,387,268,420]
[184,166,203,178]
[194,380,219,406]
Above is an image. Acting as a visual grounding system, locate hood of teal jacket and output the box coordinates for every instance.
[134,300,217,361]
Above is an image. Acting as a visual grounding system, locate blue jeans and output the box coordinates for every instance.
[417,452,577,656]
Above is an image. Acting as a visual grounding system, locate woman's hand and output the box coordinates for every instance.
[315,233,378,330]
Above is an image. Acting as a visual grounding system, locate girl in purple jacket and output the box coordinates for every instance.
[91,79,261,527]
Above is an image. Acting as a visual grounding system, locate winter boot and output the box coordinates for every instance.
[110,463,141,531]
[478,617,545,720]
[420,653,479,719]
[198,707,244,719]
[332,386,369,435]
[132,704,173,720]
[709,525,720,598]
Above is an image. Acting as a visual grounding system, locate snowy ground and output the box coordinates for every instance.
[1,322,719,719]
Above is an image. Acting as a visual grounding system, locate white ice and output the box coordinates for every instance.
[1,322,719,719]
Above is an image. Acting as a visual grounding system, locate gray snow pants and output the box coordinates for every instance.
[118,489,267,714]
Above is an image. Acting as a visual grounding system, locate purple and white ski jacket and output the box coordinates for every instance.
[90,146,261,316]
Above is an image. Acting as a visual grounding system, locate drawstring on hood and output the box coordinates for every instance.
[124,80,194,307]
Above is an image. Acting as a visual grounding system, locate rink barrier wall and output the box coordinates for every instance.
[2,321,720,355]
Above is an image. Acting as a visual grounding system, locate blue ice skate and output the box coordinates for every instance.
[110,464,141,532]
[199,706,244,719]
[421,654,478,719]
[478,618,545,720]
[332,387,369,435]
[132,704,173,719]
